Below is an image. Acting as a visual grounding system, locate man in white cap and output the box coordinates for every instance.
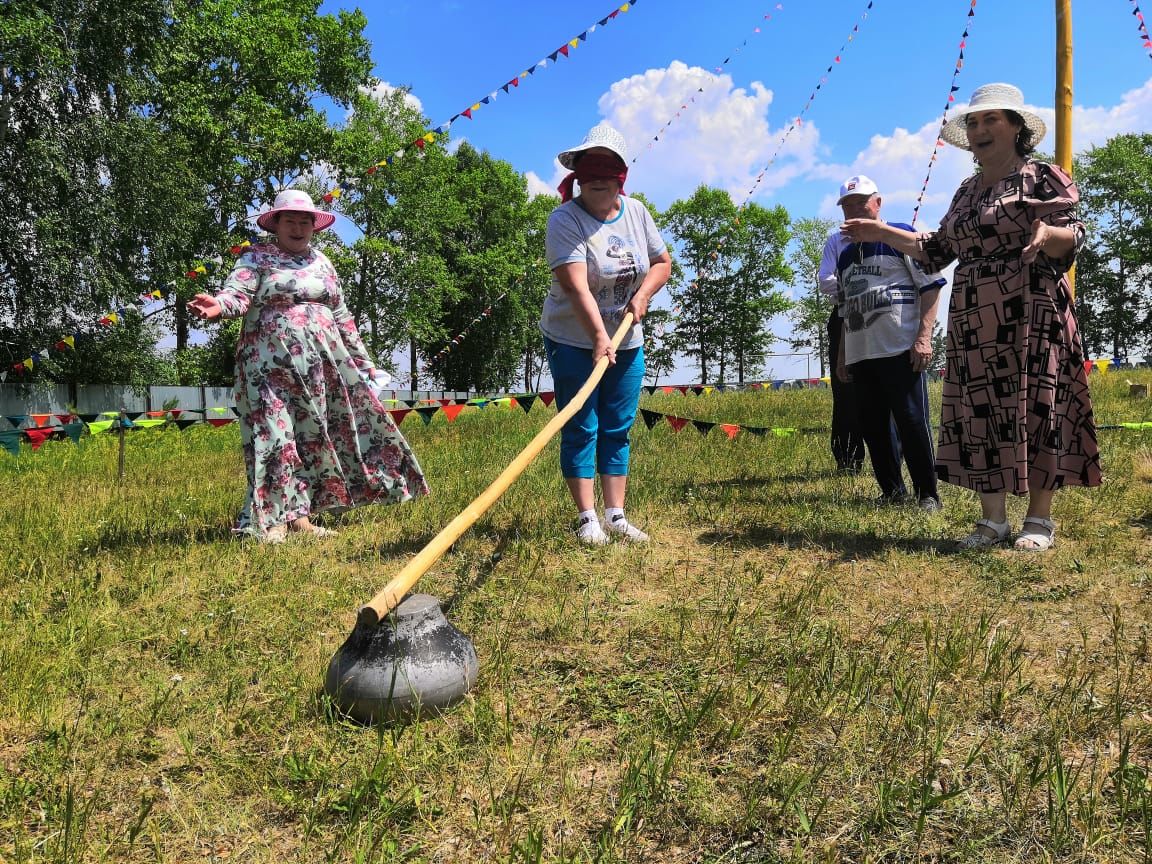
[819,175,946,510]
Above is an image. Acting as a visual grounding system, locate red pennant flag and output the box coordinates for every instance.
[206,418,234,427]
[441,404,466,423]
[720,424,741,440]
[666,416,689,433]
[462,108,472,119]
[558,45,570,57]
[388,408,412,424]
[24,428,53,449]
[30,414,52,427]
[661,386,674,394]
[538,391,556,407]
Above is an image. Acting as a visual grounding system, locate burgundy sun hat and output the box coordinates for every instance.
[255,189,336,232]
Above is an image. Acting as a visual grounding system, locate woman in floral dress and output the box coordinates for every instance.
[840,83,1101,552]
[189,189,428,543]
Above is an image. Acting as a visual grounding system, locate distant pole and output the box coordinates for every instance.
[1056,0,1075,298]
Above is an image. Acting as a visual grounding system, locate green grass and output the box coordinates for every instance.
[2,372,1152,863]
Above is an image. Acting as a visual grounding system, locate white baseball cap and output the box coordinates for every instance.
[836,175,880,204]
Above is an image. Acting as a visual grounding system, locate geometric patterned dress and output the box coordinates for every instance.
[215,243,429,535]
[918,160,1102,495]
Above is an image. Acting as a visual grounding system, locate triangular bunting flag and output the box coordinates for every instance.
[415,406,439,425]
[666,416,688,433]
[692,420,716,436]
[720,424,740,440]
[441,404,466,423]
[517,395,538,413]
[538,391,556,407]
[640,409,663,430]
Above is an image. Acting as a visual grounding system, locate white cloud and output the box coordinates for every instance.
[821,76,1152,228]
[525,171,554,199]
[558,61,827,208]
[359,80,423,114]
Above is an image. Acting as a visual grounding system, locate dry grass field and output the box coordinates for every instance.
[2,371,1151,863]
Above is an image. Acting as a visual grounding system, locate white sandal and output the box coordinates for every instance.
[955,519,1011,551]
[1013,517,1056,551]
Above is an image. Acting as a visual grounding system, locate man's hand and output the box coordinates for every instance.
[910,336,933,372]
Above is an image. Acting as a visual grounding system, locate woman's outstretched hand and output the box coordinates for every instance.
[840,218,886,243]
[188,293,223,322]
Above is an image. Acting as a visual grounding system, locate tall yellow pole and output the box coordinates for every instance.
[1056,0,1075,298]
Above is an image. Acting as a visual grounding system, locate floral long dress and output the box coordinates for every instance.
[215,243,429,534]
[918,161,1102,495]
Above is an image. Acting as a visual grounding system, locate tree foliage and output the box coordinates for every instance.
[1074,134,1152,359]
[662,186,792,383]
[785,217,838,376]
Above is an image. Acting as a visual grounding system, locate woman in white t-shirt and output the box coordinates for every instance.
[541,125,672,545]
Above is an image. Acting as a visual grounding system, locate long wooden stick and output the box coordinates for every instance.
[358,313,636,627]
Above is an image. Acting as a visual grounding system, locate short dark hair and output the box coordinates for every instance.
[1004,110,1037,156]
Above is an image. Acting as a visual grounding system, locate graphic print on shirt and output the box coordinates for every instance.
[604,234,639,306]
[841,263,901,333]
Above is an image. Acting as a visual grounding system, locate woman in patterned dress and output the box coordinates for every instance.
[841,83,1101,551]
[189,189,429,543]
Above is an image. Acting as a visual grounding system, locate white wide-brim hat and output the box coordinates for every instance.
[940,83,1047,151]
[557,124,629,169]
[256,189,336,232]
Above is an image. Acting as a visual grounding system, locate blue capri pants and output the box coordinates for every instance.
[544,337,645,479]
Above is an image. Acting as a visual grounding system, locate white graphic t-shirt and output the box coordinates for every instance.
[541,196,667,351]
[818,222,945,364]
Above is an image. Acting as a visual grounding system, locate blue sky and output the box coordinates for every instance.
[324,0,1152,382]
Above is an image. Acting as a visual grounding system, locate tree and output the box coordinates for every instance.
[418,143,535,392]
[717,202,793,383]
[324,85,460,381]
[0,0,206,382]
[785,217,838,376]
[153,0,373,357]
[641,308,677,384]
[662,186,791,383]
[1074,133,1152,358]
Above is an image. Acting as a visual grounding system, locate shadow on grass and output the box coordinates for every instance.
[683,469,844,489]
[87,521,238,551]
[698,524,955,559]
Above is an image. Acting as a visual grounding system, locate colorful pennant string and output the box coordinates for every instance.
[682,0,875,304]
[3,230,258,382]
[631,5,785,166]
[1130,0,1152,60]
[323,1,641,203]
[910,0,977,226]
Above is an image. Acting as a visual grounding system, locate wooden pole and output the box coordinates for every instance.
[1055,0,1075,299]
[359,314,636,625]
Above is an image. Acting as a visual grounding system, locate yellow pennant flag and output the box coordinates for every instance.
[22,358,33,370]
[423,132,435,143]
[569,38,579,48]
[63,335,75,349]
[702,386,714,396]
[106,312,119,324]
[1095,359,1112,373]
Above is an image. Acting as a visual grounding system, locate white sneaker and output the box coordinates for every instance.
[604,514,649,543]
[576,515,610,546]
